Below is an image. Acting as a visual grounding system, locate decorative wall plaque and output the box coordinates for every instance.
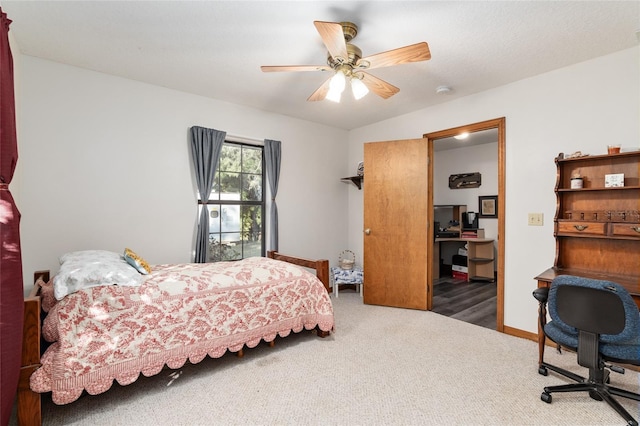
[449,172,482,189]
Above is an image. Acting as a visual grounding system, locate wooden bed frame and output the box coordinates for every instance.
[16,251,330,426]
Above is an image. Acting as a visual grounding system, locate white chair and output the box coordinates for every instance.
[331,266,364,298]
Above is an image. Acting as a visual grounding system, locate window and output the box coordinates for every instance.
[205,142,264,262]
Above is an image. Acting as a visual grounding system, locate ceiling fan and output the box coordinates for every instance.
[261,21,431,102]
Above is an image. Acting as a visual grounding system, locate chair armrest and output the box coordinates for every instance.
[533,287,549,304]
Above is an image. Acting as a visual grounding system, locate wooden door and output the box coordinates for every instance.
[363,138,429,310]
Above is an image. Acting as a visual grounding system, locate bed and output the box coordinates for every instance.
[16,250,333,426]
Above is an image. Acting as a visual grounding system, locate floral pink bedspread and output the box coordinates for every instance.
[31,257,334,404]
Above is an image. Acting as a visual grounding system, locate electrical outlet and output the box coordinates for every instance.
[528,213,544,226]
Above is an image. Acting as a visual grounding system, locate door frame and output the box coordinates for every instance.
[424,117,506,332]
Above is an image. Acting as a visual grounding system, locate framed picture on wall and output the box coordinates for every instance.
[478,195,498,218]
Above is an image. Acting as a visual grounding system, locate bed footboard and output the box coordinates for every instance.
[267,251,331,338]
[267,250,330,293]
[17,271,48,426]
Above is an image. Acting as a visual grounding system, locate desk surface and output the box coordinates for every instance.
[535,267,640,297]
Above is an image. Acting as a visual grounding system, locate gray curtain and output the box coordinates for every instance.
[264,139,281,251]
[191,126,225,263]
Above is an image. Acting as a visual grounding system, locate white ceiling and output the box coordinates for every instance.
[2,1,639,130]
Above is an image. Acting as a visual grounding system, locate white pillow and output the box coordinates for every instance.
[53,251,143,300]
[59,250,121,265]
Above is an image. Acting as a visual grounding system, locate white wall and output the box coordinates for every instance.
[348,46,640,334]
[17,56,350,290]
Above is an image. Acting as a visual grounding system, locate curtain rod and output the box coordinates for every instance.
[226,134,264,146]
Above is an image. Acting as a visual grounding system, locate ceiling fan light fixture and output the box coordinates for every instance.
[329,70,346,93]
[326,70,347,102]
[326,87,342,103]
[262,21,431,103]
[351,77,369,100]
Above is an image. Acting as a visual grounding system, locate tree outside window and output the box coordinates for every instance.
[206,142,264,262]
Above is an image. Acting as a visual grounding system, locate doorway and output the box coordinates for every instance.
[425,118,505,332]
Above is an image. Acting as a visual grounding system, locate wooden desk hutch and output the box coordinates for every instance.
[535,150,640,363]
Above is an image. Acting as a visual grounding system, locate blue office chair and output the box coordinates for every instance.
[533,275,640,426]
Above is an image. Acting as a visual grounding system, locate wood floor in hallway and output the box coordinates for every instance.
[432,277,497,330]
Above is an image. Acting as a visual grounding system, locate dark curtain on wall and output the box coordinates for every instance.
[0,8,23,426]
[190,126,225,263]
[264,139,281,251]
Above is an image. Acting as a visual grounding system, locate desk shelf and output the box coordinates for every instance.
[467,239,495,282]
[434,237,495,282]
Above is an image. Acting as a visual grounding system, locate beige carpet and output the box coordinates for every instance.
[14,292,640,425]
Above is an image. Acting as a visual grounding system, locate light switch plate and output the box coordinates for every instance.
[528,213,543,226]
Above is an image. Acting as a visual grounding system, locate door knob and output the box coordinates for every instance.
[364,228,371,235]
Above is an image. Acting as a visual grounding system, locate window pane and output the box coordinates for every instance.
[242,146,262,174]
[242,205,261,241]
[242,173,262,201]
[209,175,220,200]
[219,144,241,172]
[220,232,241,244]
[208,236,242,262]
[220,172,240,200]
[207,205,221,234]
[220,205,241,232]
[241,233,261,258]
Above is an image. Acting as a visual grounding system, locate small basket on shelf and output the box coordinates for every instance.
[338,249,355,270]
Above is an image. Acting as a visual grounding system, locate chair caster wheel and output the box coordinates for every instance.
[538,366,548,376]
[541,392,552,403]
[589,390,603,401]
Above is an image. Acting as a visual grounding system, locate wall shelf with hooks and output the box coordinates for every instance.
[341,176,363,190]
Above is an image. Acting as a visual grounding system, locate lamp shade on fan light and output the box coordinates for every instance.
[351,78,369,100]
[327,71,370,103]
[326,71,346,102]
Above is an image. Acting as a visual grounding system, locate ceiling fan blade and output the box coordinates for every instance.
[357,42,431,70]
[360,72,400,99]
[313,21,348,61]
[307,76,332,102]
[261,65,332,73]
